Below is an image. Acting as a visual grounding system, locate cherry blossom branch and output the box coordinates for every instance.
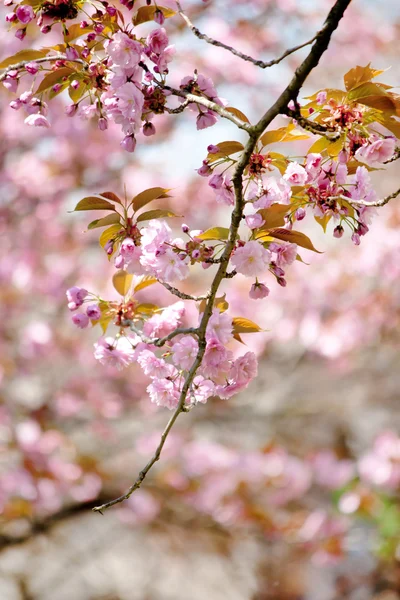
[176,0,317,70]
[93,0,352,514]
[0,55,88,82]
[344,187,400,208]
[384,148,400,164]
[256,0,352,136]
[284,107,341,140]
[158,280,210,301]
[162,84,253,132]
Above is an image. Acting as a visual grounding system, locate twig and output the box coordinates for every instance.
[283,107,341,140]
[161,84,253,132]
[343,188,400,208]
[158,280,209,301]
[0,55,88,82]
[164,100,190,114]
[176,0,317,70]
[153,327,199,347]
[384,148,400,164]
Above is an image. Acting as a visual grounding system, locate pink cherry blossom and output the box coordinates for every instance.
[355,136,396,166]
[202,338,232,380]
[231,241,271,277]
[271,242,298,267]
[245,213,265,229]
[71,313,89,329]
[172,336,199,370]
[206,310,233,345]
[284,162,308,186]
[249,282,270,299]
[94,337,135,370]
[107,32,143,68]
[24,114,51,128]
[147,378,180,410]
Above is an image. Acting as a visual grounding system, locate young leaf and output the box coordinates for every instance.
[207,141,244,162]
[344,64,386,91]
[136,209,181,223]
[36,67,75,94]
[195,227,230,241]
[73,197,116,212]
[112,270,133,296]
[257,204,289,230]
[326,135,346,158]
[314,214,331,233]
[133,5,176,26]
[0,49,49,69]
[225,107,250,123]
[232,317,263,334]
[133,276,158,294]
[64,23,94,43]
[261,126,309,147]
[99,191,123,204]
[87,214,121,230]
[135,303,159,315]
[215,294,229,313]
[268,228,322,253]
[99,224,122,248]
[307,136,331,154]
[131,187,171,213]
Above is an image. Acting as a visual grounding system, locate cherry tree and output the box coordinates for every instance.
[1,0,400,576]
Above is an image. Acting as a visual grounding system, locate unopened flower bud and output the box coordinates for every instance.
[295,207,306,221]
[72,313,89,329]
[120,135,136,153]
[277,277,287,287]
[98,117,108,131]
[333,225,344,239]
[154,9,165,25]
[86,304,101,320]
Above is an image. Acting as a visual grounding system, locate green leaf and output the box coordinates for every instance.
[136,209,181,223]
[134,276,158,293]
[195,227,230,241]
[73,197,116,212]
[232,317,263,334]
[132,5,176,26]
[257,204,289,230]
[112,270,133,296]
[268,228,322,253]
[344,63,386,91]
[207,141,244,162]
[225,106,250,123]
[36,67,75,94]
[0,49,49,69]
[87,214,121,230]
[131,187,171,212]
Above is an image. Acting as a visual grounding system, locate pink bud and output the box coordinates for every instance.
[65,103,78,117]
[351,232,361,246]
[66,46,79,61]
[181,224,190,234]
[114,254,125,269]
[277,277,287,287]
[25,61,39,75]
[5,12,17,22]
[86,33,96,42]
[15,27,26,40]
[120,135,136,153]
[154,9,165,25]
[106,5,117,15]
[40,25,51,33]
[207,144,220,154]
[9,99,22,110]
[16,5,34,23]
[197,161,212,177]
[333,225,344,239]
[24,113,51,128]
[72,313,89,329]
[71,79,80,90]
[80,20,89,28]
[295,207,306,221]
[52,83,62,93]
[94,23,104,33]
[249,282,270,300]
[143,122,156,136]
[98,117,108,131]
[86,304,101,320]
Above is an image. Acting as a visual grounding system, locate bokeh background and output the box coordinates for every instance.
[1,0,400,598]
